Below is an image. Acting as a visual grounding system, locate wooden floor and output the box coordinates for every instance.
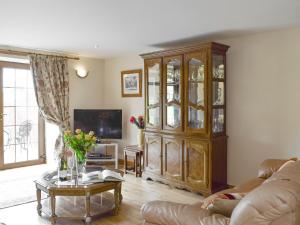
[0,173,204,225]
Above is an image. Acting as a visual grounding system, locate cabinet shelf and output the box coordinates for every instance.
[188,80,204,83]
[148,82,160,86]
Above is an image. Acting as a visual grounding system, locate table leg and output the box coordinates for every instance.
[134,155,138,177]
[50,194,57,225]
[139,152,142,177]
[114,183,121,215]
[124,152,127,174]
[85,193,92,224]
[115,144,118,169]
[36,188,42,216]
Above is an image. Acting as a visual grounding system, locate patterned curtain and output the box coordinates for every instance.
[29,54,70,156]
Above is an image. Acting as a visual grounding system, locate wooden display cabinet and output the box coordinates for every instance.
[141,42,229,195]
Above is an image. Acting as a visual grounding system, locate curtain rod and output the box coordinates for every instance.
[0,49,80,60]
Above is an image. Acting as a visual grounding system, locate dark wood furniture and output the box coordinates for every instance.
[124,145,143,177]
[140,42,229,196]
[34,170,123,225]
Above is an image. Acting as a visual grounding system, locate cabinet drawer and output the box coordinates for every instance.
[185,140,210,189]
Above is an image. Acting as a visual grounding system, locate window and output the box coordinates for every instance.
[0,61,45,169]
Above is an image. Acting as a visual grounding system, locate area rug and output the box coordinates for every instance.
[0,164,49,209]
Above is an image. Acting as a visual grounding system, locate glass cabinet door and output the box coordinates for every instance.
[185,52,207,133]
[212,53,225,134]
[163,56,182,130]
[146,59,162,129]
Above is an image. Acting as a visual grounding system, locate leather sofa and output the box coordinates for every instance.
[141,158,300,225]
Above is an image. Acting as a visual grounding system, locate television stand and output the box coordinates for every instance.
[86,143,119,169]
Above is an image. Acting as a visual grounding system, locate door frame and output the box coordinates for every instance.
[0,61,46,170]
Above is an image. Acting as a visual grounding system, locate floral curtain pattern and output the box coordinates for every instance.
[29,54,70,156]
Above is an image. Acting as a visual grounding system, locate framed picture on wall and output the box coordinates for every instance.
[121,69,142,97]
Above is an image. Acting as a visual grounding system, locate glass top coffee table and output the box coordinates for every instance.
[34,170,123,225]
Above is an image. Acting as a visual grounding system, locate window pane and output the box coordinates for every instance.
[3,107,15,126]
[28,124,38,143]
[3,88,15,106]
[4,126,15,145]
[27,71,34,88]
[4,145,15,164]
[27,89,37,106]
[16,107,27,126]
[15,69,28,88]
[16,144,28,162]
[27,107,39,125]
[16,125,29,144]
[28,142,38,160]
[16,88,27,106]
[3,68,15,87]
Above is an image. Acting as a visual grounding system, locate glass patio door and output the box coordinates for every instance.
[0,61,45,169]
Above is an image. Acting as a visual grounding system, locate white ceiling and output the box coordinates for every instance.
[1,0,300,58]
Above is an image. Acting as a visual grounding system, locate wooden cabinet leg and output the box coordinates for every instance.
[36,188,42,216]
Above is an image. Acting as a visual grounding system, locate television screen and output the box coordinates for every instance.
[74,109,122,139]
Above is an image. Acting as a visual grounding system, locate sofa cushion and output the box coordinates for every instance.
[231,161,300,225]
[207,199,240,217]
[201,178,264,209]
[141,200,230,225]
[258,158,297,179]
[141,201,210,225]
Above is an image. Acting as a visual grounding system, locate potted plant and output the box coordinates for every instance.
[130,115,145,147]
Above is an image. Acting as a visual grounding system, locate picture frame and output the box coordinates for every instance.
[121,69,142,97]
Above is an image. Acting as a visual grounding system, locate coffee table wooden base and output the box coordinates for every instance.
[35,181,122,225]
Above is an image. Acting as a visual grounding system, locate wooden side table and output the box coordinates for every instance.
[124,145,143,177]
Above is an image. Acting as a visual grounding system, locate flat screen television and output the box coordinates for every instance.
[74,109,122,139]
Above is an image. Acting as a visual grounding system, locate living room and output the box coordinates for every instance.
[1,1,300,225]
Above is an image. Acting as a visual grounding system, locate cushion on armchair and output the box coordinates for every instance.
[258,158,297,179]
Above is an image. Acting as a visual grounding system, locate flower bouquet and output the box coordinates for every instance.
[129,115,145,129]
[130,115,145,146]
[63,129,97,165]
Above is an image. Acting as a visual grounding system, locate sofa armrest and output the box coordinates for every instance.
[141,201,229,225]
[257,158,297,179]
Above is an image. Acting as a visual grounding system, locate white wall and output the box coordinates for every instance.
[101,27,300,185]
[221,27,300,184]
[69,57,105,128]
[103,56,144,150]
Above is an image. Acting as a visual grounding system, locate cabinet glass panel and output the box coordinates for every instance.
[148,63,160,105]
[188,107,204,128]
[189,82,204,106]
[213,82,224,106]
[167,105,181,128]
[213,108,224,133]
[189,58,205,82]
[166,59,181,102]
[148,107,160,126]
[213,54,225,79]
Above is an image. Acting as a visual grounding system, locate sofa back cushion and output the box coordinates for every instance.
[230,161,300,225]
[257,158,297,179]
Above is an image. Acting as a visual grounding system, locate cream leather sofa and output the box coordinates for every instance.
[141,158,300,225]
